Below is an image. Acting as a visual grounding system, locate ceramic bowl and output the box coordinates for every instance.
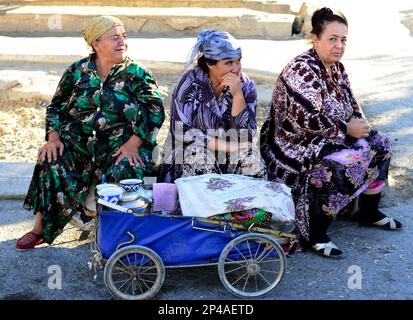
[119,179,143,192]
[118,197,148,214]
[97,186,124,204]
[121,191,140,202]
[96,183,119,192]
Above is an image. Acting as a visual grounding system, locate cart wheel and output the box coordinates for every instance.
[104,245,165,300]
[218,233,286,298]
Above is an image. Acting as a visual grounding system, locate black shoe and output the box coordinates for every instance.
[80,211,92,224]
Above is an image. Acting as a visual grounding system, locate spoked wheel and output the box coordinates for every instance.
[218,233,286,298]
[104,245,165,300]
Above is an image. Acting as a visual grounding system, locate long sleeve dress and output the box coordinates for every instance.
[23,55,165,243]
[159,65,265,183]
[260,48,391,242]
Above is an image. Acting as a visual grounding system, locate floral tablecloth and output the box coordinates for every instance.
[174,174,295,223]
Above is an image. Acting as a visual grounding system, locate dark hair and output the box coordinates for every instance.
[311,7,348,38]
[197,55,218,72]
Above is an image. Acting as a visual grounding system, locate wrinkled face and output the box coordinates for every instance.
[314,21,348,67]
[208,57,242,80]
[93,26,128,64]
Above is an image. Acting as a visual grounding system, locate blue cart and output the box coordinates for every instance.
[90,202,295,300]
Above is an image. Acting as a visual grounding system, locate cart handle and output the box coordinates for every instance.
[191,218,228,233]
[116,231,136,251]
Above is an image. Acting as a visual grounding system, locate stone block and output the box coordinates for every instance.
[0,6,296,40]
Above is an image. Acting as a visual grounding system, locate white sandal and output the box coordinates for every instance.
[311,241,344,259]
[374,217,397,229]
[359,215,402,230]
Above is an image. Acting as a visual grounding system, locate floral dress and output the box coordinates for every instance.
[159,66,265,182]
[24,54,165,243]
[260,48,391,242]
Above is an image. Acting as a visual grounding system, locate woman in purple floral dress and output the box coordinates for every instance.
[159,29,265,182]
[260,8,402,258]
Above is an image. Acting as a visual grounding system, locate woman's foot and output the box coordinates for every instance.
[15,231,44,251]
[363,180,385,195]
[358,210,402,230]
[311,241,344,259]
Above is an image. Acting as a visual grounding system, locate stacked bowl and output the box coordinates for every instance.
[97,179,148,214]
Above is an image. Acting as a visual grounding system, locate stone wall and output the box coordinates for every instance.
[0,2,303,39]
[1,0,294,14]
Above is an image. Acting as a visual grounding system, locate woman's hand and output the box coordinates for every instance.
[227,141,251,153]
[113,135,145,167]
[222,72,246,116]
[38,131,64,162]
[346,117,370,138]
[221,72,242,96]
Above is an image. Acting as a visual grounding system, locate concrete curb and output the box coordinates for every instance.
[0,162,158,200]
[0,162,34,200]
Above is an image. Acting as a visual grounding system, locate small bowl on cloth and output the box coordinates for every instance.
[119,179,143,192]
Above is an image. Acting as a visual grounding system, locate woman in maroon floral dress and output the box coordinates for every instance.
[260,8,402,258]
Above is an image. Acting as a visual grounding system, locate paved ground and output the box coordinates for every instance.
[1,198,412,301]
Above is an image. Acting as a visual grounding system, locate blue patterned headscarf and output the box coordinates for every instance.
[184,29,242,71]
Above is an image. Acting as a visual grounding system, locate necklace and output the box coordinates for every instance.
[208,78,226,103]
[218,93,225,104]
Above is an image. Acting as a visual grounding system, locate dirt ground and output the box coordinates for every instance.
[0,58,275,163]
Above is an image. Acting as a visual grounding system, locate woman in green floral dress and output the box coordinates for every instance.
[16,16,165,250]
